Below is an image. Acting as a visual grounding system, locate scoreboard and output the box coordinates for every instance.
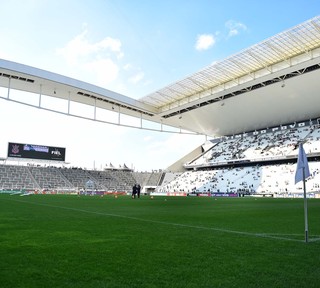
[7,142,66,162]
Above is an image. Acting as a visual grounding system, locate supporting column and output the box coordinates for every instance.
[7,77,11,99]
[39,84,42,107]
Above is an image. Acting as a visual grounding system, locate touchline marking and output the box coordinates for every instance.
[5,198,309,243]
[308,237,320,242]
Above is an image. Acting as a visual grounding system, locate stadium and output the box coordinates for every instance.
[1,15,320,288]
[1,16,320,198]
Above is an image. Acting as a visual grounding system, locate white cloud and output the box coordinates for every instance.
[57,29,123,64]
[129,71,145,84]
[56,29,90,65]
[123,63,133,71]
[225,20,247,38]
[56,28,148,92]
[195,34,216,51]
[56,28,124,87]
[97,37,122,54]
[85,58,119,85]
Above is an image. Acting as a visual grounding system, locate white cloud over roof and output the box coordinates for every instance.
[195,34,216,51]
[225,20,247,38]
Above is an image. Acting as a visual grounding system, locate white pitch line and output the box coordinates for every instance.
[5,198,308,243]
[308,238,320,243]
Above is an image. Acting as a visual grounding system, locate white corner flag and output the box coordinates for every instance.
[295,142,311,243]
[295,143,311,184]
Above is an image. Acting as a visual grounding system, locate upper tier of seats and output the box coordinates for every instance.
[187,124,320,168]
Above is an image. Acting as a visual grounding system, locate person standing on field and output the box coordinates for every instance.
[132,184,137,199]
[137,184,141,198]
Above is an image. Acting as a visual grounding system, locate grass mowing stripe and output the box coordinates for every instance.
[3,196,308,243]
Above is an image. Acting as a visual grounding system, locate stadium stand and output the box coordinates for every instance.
[1,121,320,197]
[156,121,320,197]
[0,163,163,195]
[0,164,38,190]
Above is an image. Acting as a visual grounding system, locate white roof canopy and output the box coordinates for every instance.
[140,16,320,112]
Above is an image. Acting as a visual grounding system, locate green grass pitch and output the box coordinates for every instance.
[1,194,320,288]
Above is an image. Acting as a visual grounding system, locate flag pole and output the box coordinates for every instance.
[295,142,310,243]
[302,167,308,243]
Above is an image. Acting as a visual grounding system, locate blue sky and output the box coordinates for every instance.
[0,0,318,171]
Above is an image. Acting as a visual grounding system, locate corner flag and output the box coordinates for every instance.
[295,143,310,184]
[295,142,311,243]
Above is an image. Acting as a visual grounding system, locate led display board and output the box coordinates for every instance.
[7,142,66,161]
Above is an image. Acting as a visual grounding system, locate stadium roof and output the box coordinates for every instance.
[140,16,320,110]
[1,16,320,137]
